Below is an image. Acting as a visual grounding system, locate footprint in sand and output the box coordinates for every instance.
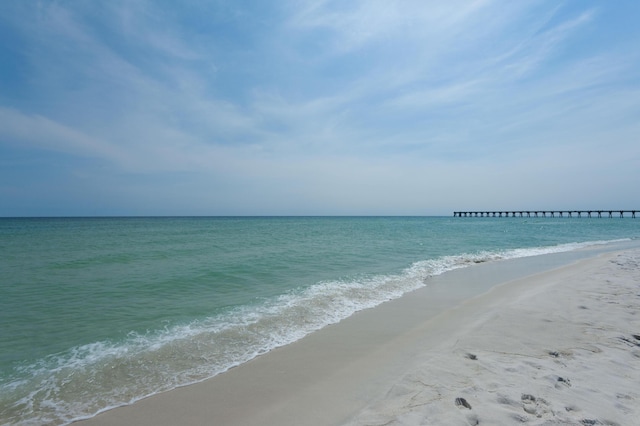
[455,397,472,409]
[554,375,571,389]
[521,394,551,418]
[466,413,480,425]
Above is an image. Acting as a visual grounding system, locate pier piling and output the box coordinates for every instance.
[453,210,637,218]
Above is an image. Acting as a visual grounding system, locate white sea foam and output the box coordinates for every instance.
[0,238,630,426]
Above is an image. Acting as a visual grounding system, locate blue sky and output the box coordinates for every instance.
[1,0,639,216]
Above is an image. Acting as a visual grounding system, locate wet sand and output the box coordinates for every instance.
[77,245,640,426]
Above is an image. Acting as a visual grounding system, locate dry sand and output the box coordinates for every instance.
[77,247,640,426]
[348,249,640,426]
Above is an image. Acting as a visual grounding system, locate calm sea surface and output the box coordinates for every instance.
[1,216,638,425]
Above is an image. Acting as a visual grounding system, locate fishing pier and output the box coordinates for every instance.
[453,210,637,218]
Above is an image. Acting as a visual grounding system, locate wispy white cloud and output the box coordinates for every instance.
[1,0,639,214]
[497,8,597,78]
[0,107,127,165]
[276,1,610,153]
[287,0,496,55]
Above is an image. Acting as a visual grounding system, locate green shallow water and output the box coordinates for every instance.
[1,216,638,425]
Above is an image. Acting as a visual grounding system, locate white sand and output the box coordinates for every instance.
[77,247,640,426]
[348,249,640,425]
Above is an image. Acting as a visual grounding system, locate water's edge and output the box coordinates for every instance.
[70,238,638,425]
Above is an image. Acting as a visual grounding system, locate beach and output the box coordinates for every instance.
[76,246,640,426]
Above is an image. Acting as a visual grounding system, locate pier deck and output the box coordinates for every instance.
[453,210,637,218]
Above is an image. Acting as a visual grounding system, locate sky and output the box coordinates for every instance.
[1,0,639,216]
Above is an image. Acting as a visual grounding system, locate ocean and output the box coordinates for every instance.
[1,216,638,425]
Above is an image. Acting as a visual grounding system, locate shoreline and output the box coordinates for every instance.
[76,242,640,425]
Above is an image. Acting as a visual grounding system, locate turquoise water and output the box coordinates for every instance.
[1,216,638,425]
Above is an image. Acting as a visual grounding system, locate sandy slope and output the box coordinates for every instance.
[348,250,640,425]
